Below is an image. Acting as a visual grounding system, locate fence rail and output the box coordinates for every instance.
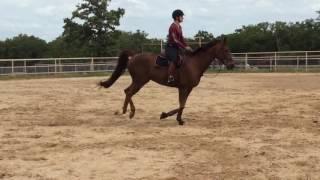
[232,51,320,72]
[1,51,320,76]
[0,57,118,76]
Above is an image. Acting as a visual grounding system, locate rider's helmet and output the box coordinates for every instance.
[172,9,184,20]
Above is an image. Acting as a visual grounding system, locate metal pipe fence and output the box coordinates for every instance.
[0,57,118,76]
[1,51,320,76]
[232,51,320,72]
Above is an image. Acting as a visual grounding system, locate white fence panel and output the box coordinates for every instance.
[0,57,118,75]
[1,51,320,76]
[232,51,320,71]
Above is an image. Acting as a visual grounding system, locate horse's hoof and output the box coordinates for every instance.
[160,112,168,120]
[129,112,135,119]
[178,121,185,126]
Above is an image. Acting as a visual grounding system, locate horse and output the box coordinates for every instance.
[99,38,235,125]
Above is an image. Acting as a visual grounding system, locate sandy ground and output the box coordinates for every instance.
[0,73,319,180]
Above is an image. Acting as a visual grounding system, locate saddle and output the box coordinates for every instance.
[155,50,183,67]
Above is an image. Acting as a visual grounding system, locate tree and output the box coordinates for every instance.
[46,36,70,58]
[227,23,277,52]
[194,30,214,42]
[4,34,48,59]
[117,30,149,53]
[0,41,6,59]
[63,0,125,56]
[271,21,290,51]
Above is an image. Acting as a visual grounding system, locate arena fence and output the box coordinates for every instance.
[0,51,320,76]
[0,57,118,76]
[232,51,320,72]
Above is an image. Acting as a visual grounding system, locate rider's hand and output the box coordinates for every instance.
[185,46,193,52]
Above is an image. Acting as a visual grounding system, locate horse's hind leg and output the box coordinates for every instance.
[160,108,180,119]
[129,100,135,119]
[123,85,132,114]
[122,82,143,119]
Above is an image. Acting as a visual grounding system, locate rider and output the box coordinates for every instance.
[166,9,193,83]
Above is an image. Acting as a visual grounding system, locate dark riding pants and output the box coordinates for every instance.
[165,44,179,64]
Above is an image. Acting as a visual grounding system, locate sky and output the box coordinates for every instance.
[0,0,320,42]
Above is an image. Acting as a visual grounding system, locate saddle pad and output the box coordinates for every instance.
[156,55,169,67]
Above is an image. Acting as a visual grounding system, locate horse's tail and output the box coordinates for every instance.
[99,50,135,88]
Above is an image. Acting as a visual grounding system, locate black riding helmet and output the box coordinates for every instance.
[172,9,184,20]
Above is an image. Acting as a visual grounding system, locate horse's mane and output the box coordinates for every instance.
[191,39,221,56]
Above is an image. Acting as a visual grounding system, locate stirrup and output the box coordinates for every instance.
[168,76,175,83]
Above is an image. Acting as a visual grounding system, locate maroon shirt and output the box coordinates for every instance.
[167,22,187,49]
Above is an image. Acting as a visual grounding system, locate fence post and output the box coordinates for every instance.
[274,52,277,72]
[11,60,14,75]
[54,59,57,73]
[305,52,308,72]
[24,60,27,73]
[160,40,163,52]
[90,58,94,72]
[270,57,272,71]
[195,36,203,47]
[297,56,299,71]
[245,53,248,70]
[59,59,62,72]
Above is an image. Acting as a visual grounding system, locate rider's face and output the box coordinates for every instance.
[178,16,184,23]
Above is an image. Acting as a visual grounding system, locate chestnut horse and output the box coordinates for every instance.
[100,38,235,125]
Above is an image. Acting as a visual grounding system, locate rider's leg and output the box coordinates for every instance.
[168,62,175,83]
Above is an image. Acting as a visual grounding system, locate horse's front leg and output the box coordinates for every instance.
[176,88,192,125]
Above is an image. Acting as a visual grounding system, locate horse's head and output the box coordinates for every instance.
[214,37,235,70]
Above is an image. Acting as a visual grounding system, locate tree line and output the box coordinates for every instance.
[0,0,320,59]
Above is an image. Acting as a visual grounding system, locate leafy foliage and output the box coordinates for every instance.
[62,0,125,56]
[194,30,214,41]
[1,34,48,59]
[227,19,320,53]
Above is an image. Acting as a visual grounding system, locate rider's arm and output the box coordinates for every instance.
[172,33,187,49]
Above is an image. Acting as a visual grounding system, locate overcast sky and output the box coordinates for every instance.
[1,0,320,41]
